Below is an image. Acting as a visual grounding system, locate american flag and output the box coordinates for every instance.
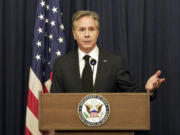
[25,0,66,134]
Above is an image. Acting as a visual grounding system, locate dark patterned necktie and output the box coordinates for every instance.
[82,55,93,92]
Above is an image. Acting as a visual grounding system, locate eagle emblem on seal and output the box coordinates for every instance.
[78,94,110,126]
[85,103,103,117]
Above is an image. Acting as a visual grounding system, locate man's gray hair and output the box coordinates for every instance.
[72,10,100,30]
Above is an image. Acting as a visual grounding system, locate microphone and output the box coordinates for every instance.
[90,59,96,73]
[90,59,97,66]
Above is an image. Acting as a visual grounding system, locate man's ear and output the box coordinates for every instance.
[72,30,77,40]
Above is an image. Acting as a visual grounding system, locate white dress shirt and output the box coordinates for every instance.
[78,46,99,85]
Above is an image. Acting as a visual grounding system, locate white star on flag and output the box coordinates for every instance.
[37,27,43,33]
[50,20,55,26]
[60,24,64,30]
[56,50,61,56]
[58,37,64,44]
[46,5,49,10]
[39,14,44,20]
[52,7,57,13]
[40,0,45,7]
[45,19,49,23]
[35,54,41,60]
[36,41,42,47]
[49,33,53,40]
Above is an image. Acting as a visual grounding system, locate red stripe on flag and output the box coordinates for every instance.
[27,88,39,119]
[43,85,49,93]
[25,126,32,135]
[50,72,52,81]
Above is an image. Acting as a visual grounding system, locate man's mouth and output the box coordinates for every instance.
[83,41,91,44]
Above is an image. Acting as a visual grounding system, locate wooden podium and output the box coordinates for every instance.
[39,92,150,135]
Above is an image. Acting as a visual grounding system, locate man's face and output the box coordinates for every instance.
[73,16,99,53]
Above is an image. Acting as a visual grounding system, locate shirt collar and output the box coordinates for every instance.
[78,45,99,61]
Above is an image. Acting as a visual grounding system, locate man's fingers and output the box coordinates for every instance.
[153,78,165,89]
[154,70,162,77]
[153,81,160,89]
[159,78,166,83]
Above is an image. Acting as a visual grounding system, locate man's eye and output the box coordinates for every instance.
[79,28,85,31]
[89,28,95,31]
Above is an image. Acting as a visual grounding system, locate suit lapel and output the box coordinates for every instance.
[70,50,83,91]
[94,49,108,91]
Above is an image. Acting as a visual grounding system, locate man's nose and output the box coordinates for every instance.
[84,30,90,37]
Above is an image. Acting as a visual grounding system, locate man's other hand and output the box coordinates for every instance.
[145,70,165,91]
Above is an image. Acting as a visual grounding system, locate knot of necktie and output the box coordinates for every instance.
[83,55,90,63]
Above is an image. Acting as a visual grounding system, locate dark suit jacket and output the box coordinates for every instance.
[50,48,145,93]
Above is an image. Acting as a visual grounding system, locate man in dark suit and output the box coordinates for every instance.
[50,10,165,93]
